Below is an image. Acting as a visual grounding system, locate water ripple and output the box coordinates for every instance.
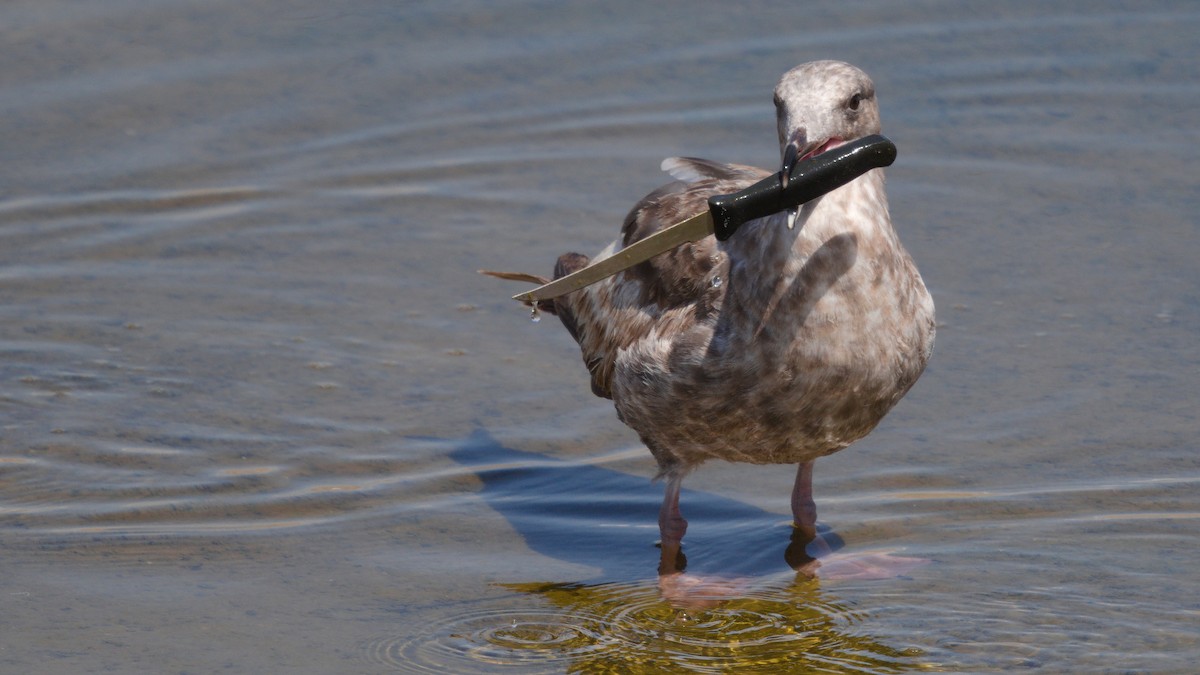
[360,580,926,673]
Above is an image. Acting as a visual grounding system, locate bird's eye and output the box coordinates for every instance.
[848,93,863,111]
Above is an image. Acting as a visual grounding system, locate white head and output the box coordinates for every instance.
[774,61,882,187]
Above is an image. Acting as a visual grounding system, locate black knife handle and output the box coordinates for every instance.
[707,134,897,241]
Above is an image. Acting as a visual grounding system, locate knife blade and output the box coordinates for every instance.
[513,134,896,304]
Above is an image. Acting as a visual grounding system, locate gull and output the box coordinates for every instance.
[486,60,935,574]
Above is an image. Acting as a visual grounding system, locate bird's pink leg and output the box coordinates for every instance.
[658,473,688,575]
[791,461,817,535]
[791,460,837,563]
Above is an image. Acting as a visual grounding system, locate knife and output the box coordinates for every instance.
[512,133,896,304]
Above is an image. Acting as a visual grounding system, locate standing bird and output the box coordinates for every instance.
[486,61,934,574]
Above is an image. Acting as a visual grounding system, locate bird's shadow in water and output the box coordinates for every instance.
[448,429,842,584]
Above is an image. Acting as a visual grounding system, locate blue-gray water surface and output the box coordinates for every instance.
[2,1,1198,672]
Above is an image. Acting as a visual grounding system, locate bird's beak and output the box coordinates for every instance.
[781,128,840,230]
[780,129,806,190]
[781,128,840,190]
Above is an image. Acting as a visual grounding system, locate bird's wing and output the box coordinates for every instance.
[556,159,768,399]
[618,160,769,308]
[660,156,767,184]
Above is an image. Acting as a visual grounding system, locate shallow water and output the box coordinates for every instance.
[2,1,1199,672]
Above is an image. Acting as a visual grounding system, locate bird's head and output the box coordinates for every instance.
[775,61,881,189]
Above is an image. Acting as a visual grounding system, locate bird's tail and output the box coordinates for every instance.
[477,269,557,314]
[479,252,590,317]
[477,270,549,286]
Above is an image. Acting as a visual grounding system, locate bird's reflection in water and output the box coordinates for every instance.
[656,521,926,608]
[498,575,925,674]
[434,431,931,673]
[381,572,928,674]
[656,521,844,593]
